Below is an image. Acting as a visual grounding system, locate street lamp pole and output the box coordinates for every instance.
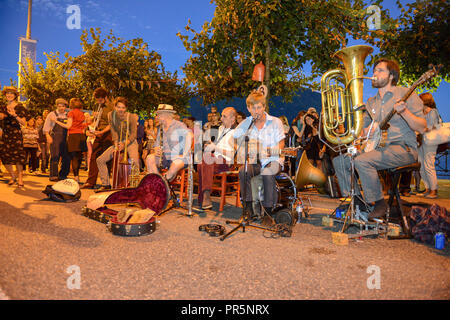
[26,0,32,39]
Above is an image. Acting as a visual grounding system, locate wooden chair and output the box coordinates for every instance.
[161,168,188,203]
[385,162,421,239]
[211,167,242,212]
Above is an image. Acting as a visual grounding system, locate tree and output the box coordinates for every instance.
[363,0,449,91]
[20,28,193,117]
[19,52,89,116]
[177,0,379,106]
[70,28,192,115]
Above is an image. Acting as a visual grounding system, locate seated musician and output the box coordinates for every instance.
[332,58,426,220]
[145,104,192,182]
[96,97,139,191]
[197,107,237,210]
[233,87,285,217]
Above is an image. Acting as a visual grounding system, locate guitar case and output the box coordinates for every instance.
[81,173,170,236]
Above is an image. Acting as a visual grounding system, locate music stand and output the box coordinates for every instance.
[220,119,274,241]
[318,115,374,233]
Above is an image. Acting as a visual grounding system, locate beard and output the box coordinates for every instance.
[371,76,390,88]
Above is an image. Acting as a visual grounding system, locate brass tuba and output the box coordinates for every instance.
[294,152,326,190]
[321,45,373,145]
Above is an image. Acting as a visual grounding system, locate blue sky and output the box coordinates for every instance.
[0,0,448,120]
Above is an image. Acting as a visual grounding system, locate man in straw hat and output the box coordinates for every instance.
[43,98,71,181]
[145,104,192,182]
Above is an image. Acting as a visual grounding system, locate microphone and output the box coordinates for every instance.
[248,114,259,130]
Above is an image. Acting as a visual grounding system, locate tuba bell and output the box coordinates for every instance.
[320,45,374,145]
[294,152,326,190]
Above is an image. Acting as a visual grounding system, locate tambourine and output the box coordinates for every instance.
[199,224,226,237]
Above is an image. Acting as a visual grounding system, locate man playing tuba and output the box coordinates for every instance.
[332,58,426,220]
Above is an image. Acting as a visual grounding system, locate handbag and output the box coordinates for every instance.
[423,110,450,146]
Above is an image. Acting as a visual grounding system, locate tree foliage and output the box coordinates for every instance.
[19,52,89,116]
[177,0,376,106]
[363,0,449,91]
[20,28,192,117]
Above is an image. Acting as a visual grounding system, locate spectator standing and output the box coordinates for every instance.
[22,118,40,173]
[54,98,87,182]
[417,92,441,199]
[44,98,70,181]
[0,86,29,187]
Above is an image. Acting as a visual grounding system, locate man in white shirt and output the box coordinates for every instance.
[197,107,237,210]
[233,89,285,217]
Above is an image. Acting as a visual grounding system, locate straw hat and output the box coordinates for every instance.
[2,86,19,97]
[156,104,177,114]
[55,98,69,106]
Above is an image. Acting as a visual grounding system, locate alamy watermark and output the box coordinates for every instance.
[366,5,381,30]
[366,265,381,289]
[66,5,81,30]
[66,265,81,290]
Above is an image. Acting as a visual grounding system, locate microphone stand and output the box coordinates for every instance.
[221,116,274,241]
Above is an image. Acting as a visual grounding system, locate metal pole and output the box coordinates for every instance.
[26,0,32,39]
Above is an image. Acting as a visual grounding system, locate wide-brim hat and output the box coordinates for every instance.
[2,86,19,96]
[55,98,69,106]
[307,107,317,114]
[156,104,177,114]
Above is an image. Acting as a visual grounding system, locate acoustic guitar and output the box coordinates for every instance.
[236,138,300,164]
[363,64,441,153]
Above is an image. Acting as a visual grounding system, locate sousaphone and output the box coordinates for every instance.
[294,152,326,190]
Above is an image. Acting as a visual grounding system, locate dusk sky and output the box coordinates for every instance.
[0,0,448,121]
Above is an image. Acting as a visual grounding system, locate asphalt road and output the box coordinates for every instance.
[0,172,448,301]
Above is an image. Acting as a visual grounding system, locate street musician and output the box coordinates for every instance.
[145,104,192,182]
[233,87,285,217]
[96,97,139,191]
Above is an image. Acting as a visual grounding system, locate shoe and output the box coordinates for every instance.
[7,178,17,185]
[201,191,212,210]
[424,190,438,199]
[81,183,94,189]
[368,199,388,220]
[49,177,59,182]
[401,191,411,197]
[96,185,112,192]
[417,189,430,197]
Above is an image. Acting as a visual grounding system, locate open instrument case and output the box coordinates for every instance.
[81,173,170,236]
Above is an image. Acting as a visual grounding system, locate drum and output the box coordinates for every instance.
[275,173,297,210]
[250,173,298,225]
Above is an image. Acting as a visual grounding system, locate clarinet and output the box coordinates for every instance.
[157,125,163,169]
[187,147,194,216]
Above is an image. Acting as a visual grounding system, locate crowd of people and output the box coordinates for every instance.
[0,73,444,217]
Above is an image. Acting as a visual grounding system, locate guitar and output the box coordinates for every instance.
[236,138,300,164]
[363,64,441,153]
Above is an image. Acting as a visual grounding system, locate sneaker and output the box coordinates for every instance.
[417,189,430,197]
[95,185,111,192]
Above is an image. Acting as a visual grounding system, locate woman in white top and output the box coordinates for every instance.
[417,92,441,199]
